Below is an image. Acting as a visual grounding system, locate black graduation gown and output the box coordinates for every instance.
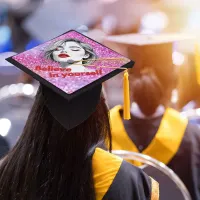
[92,148,159,200]
[109,105,200,200]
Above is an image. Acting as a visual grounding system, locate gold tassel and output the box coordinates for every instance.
[123,70,131,120]
[79,56,131,119]
[195,43,200,85]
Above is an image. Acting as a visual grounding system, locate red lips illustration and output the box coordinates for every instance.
[58,53,69,58]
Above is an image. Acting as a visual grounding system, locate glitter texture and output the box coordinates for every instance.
[13,31,130,94]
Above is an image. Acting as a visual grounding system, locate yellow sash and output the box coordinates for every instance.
[110,105,188,166]
[92,148,122,200]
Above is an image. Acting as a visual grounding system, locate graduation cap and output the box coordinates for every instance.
[105,33,194,83]
[103,33,195,108]
[6,30,134,130]
[105,33,194,67]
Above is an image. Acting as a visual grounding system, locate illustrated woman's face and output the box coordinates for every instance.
[52,41,89,63]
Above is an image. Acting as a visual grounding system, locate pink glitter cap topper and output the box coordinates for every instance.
[6,30,134,100]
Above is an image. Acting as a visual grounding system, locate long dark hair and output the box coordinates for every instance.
[130,66,177,116]
[0,86,112,200]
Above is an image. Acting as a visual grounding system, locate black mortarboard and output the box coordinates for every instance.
[105,33,194,71]
[104,33,194,100]
[6,30,134,130]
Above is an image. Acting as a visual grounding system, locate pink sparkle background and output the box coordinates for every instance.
[13,30,130,94]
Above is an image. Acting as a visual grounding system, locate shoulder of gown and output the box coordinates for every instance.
[168,122,200,200]
[92,148,159,200]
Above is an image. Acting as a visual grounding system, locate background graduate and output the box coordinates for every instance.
[106,34,200,200]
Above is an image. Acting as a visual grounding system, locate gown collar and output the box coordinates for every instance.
[130,103,165,119]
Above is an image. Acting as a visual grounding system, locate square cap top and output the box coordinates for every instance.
[6,30,134,101]
[105,33,195,46]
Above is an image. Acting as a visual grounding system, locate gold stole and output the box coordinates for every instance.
[92,148,122,200]
[110,105,188,166]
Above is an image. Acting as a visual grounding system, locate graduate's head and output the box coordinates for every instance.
[18,86,111,148]
[127,41,178,116]
[105,33,193,115]
[45,38,97,65]
[130,66,177,116]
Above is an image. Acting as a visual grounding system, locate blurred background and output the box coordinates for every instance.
[0,0,200,151]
